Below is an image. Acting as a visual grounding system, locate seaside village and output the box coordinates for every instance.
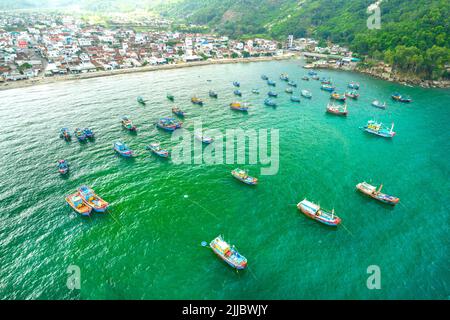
[0,12,356,83]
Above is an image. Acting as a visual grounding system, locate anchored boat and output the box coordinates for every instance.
[261,75,269,80]
[137,96,146,105]
[209,90,218,98]
[280,73,289,81]
[251,88,260,94]
[321,84,335,92]
[308,71,317,76]
[326,103,348,116]
[77,185,109,212]
[83,128,94,139]
[233,81,240,87]
[172,107,186,117]
[60,128,71,141]
[285,87,293,94]
[114,141,133,157]
[167,94,175,101]
[264,98,277,107]
[363,120,396,138]
[297,199,341,226]
[121,116,137,132]
[345,91,359,99]
[302,76,310,81]
[321,78,332,85]
[146,143,169,158]
[231,168,258,185]
[195,134,214,144]
[267,80,276,87]
[290,95,301,102]
[74,128,87,141]
[268,91,278,97]
[330,92,346,101]
[301,90,312,98]
[356,182,400,205]
[372,100,386,109]
[66,192,92,216]
[58,159,69,175]
[288,81,297,87]
[392,93,412,103]
[210,235,247,270]
[157,117,182,131]
[233,90,242,96]
[191,96,204,105]
[230,102,249,112]
[348,82,360,89]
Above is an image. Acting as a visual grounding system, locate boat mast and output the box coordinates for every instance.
[390,122,395,133]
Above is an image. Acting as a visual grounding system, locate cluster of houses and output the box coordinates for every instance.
[0,12,282,82]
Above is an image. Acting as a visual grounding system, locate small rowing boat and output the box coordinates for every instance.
[210,235,247,270]
[392,93,412,103]
[195,134,214,144]
[326,103,348,116]
[297,199,341,226]
[114,141,133,157]
[83,128,94,139]
[74,128,87,141]
[58,159,69,174]
[290,96,301,102]
[321,78,332,85]
[372,100,386,109]
[308,71,317,76]
[209,90,218,98]
[301,90,312,98]
[60,128,71,141]
[285,87,293,94]
[280,73,289,81]
[330,92,346,101]
[261,75,269,80]
[191,96,204,105]
[137,96,146,104]
[288,81,297,87]
[356,182,400,205]
[345,91,359,99]
[146,142,169,158]
[157,117,182,131]
[302,76,310,81]
[233,81,240,87]
[78,185,109,212]
[230,101,249,112]
[264,98,277,107]
[268,91,278,97]
[121,116,137,131]
[251,88,260,94]
[66,192,92,216]
[172,106,186,117]
[233,90,242,96]
[321,84,335,92]
[363,120,396,138]
[231,168,258,185]
[267,80,276,87]
[348,82,360,89]
[167,94,175,101]
[312,75,320,80]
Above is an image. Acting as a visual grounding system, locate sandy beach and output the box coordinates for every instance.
[0,55,297,92]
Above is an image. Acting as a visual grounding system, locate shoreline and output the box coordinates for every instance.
[0,55,296,92]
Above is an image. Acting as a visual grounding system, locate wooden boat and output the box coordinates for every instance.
[285,87,293,94]
[191,96,204,105]
[209,90,218,98]
[60,128,71,141]
[195,134,214,144]
[288,81,297,87]
[264,98,277,107]
[156,117,182,131]
[348,82,360,89]
[297,199,341,226]
[146,142,169,158]
[231,168,258,185]
[392,93,412,103]
[261,75,269,80]
[372,100,386,109]
[330,92,346,101]
[321,84,335,92]
[356,182,400,205]
[233,81,240,87]
[321,78,332,85]
[290,96,301,102]
[66,192,92,216]
[210,235,247,270]
[83,128,94,138]
[172,106,186,117]
[77,185,109,212]
[345,91,359,99]
[302,76,310,81]
[268,91,278,97]
[58,159,69,174]
[363,120,396,138]
[267,80,276,87]
[251,88,260,94]
[230,101,249,112]
[74,128,87,141]
[121,116,137,131]
[280,73,289,81]
[114,141,133,157]
[137,96,146,104]
[301,90,312,98]
[233,90,242,96]
[326,103,348,116]
[167,94,174,101]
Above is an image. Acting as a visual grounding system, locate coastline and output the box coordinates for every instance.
[0,55,296,92]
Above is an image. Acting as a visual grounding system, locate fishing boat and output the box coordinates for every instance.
[146,142,169,158]
[231,168,258,185]
[330,92,346,101]
[77,185,109,212]
[392,93,412,103]
[251,88,260,94]
[326,103,348,116]
[167,94,175,101]
[302,76,310,81]
[83,128,95,138]
[297,199,341,226]
[121,116,137,132]
[280,73,289,81]
[290,96,301,102]
[356,182,400,205]
[261,75,269,80]
[191,96,204,105]
[301,90,312,98]
[308,71,317,76]
[321,84,335,92]
[285,87,293,94]
[321,78,332,85]
[288,81,297,87]
[172,107,186,117]
[264,99,277,107]
[312,75,320,80]
[230,102,249,112]
[267,80,276,87]
[65,192,92,216]
[195,134,214,144]
[74,128,87,141]
[233,90,242,96]
[233,81,240,87]
[137,96,146,104]
[345,91,359,99]
[268,91,278,97]
[60,128,71,141]
[348,82,360,89]
[58,159,69,174]
[157,117,183,131]
[372,100,386,109]
[210,235,247,270]
[113,141,133,157]
[209,90,218,98]
[363,120,396,138]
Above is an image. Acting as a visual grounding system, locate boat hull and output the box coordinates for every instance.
[297,202,341,226]
[356,183,399,205]
[210,247,247,270]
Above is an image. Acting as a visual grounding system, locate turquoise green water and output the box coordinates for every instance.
[0,60,449,300]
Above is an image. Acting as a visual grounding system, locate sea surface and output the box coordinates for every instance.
[0,59,449,300]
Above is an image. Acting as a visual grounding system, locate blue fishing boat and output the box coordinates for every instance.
[121,116,137,132]
[233,90,242,96]
[321,84,335,92]
[114,141,133,157]
[261,75,269,80]
[210,235,247,270]
[267,80,276,87]
[209,90,218,98]
[58,159,69,175]
[285,87,293,94]
[157,117,183,131]
[251,88,260,94]
[268,91,278,97]
[231,168,258,185]
[348,82,360,90]
[308,71,317,76]
[297,199,341,226]
[363,120,396,138]
[233,81,240,87]
[74,128,87,141]
[264,98,277,107]
[83,128,94,138]
[392,93,412,103]
[78,185,109,212]
[280,73,289,81]
[230,102,249,112]
[172,107,186,117]
[288,81,297,87]
[372,100,386,109]
[290,96,301,102]
[195,134,214,144]
[301,90,312,98]
[146,142,169,158]
[59,128,71,141]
